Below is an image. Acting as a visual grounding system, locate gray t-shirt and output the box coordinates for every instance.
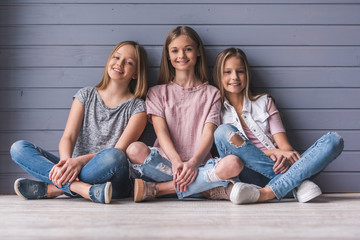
[72,87,146,157]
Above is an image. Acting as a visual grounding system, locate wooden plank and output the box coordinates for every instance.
[0,67,159,88]
[286,130,359,151]
[1,88,358,109]
[1,4,359,25]
[314,172,360,192]
[1,67,359,88]
[1,109,359,130]
[2,25,360,46]
[263,88,360,109]
[1,46,360,67]
[280,109,360,130]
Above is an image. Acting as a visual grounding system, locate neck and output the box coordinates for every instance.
[226,92,244,110]
[173,70,201,88]
[105,80,131,97]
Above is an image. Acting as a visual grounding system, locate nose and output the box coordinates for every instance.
[231,71,238,80]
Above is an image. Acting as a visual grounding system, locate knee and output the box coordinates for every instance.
[126,142,149,164]
[10,140,30,162]
[326,132,344,154]
[227,155,244,176]
[102,148,127,165]
[217,155,244,179]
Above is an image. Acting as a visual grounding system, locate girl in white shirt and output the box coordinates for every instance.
[211,48,344,204]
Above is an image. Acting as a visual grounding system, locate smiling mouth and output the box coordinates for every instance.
[113,68,124,74]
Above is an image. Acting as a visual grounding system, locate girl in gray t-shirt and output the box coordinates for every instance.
[10,41,148,204]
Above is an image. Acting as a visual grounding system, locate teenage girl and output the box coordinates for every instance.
[10,41,148,204]
[211,47,344,203]
[126,26,250,203]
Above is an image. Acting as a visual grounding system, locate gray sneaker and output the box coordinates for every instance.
[230,182,260,204]
[14,178,47,200]
[292,180,322,203]
[89,182,112,204]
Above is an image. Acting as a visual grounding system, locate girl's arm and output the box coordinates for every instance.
[263,132,301,174]
[152,115,184,182]
[177,122,217,192]
[50,98,92,187]
[114,112,147,152]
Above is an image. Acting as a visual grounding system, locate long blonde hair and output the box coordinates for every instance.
[213,48,265,103]
[96,41,148,99]
[158,26,209,84]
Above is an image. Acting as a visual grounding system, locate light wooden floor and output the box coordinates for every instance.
[1,193,360,240]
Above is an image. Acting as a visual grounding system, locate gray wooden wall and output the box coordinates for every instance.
[0,0,359,194]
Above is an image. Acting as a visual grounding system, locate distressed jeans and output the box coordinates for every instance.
[10,140,132,198]
[214,124,344,199]
[130,147,229,199]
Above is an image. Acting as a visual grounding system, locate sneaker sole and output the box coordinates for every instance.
[297,187,322,203]
[134,179,145,203]
[104,182,112,204]
[14,178,27,200]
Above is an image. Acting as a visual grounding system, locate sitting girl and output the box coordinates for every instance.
[10,41,148,204]
[211,47,344,203]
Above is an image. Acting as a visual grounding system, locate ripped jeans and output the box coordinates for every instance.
[130,147,229,199]
[214,124,344,199]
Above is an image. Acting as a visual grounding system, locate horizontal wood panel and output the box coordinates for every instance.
[1,88,358,109]
[313,172,360,193]
[1,67,359,88]
[0,172,358,194]
[286,130,358,151]
[1,109,359,131]
[2,25,360,46]
[1,4,359,25]
[1,46,360,68]
[0,130,358,152]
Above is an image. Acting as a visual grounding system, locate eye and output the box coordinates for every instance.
[224,71,231,74]
[237,70,245,74]
[127,61,134,66]
[171,49,178,54]
[185,48,192,52]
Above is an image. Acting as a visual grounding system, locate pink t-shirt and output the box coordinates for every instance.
[146,82,221,163]
[243,97,285,150]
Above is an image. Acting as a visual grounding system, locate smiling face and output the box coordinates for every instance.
[222,56,246,97]
[167,35,200,72]
[107,44,138,83]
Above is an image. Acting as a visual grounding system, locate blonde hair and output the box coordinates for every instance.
[213,48,265,103]
[158,26,209,84]
[96,41,148,99]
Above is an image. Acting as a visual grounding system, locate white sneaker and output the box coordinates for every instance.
[292,180,322,203]
[230,182,260,204]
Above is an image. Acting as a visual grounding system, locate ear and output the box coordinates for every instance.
[132,73,137,80]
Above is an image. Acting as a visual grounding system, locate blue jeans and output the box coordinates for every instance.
[10,140,132,198]
[214,124,344,199]
[130,147,229,199]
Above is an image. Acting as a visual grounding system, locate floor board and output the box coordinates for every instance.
[1,193,360,240]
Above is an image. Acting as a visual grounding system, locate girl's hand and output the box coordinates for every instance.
[172,161,183,184]
[49,158,82,187]
[270,149,300,174]
[176,160,199,192]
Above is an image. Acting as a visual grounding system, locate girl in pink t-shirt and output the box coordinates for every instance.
[211,48,344,204]
[127,26,249,203]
